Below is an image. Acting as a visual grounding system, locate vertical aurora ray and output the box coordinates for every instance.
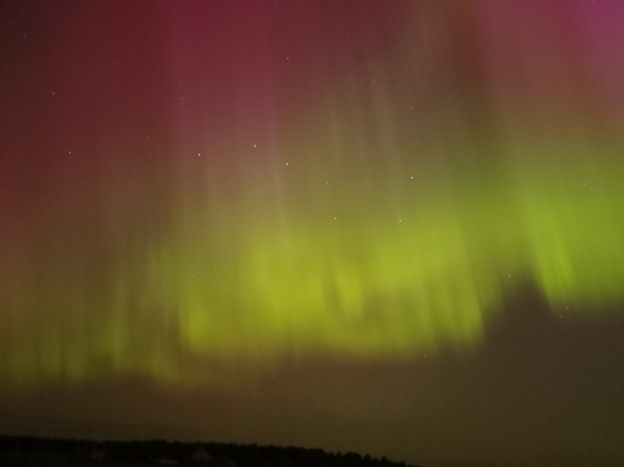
[0,1,623,388]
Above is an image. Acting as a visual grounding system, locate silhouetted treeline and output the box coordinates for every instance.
[0,434,419,467]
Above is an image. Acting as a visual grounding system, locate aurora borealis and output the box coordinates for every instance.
[1,1,624,466]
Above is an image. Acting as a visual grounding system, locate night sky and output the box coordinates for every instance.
[1,1,624,466]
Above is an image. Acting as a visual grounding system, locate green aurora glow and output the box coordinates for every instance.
[2,120,622,387]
